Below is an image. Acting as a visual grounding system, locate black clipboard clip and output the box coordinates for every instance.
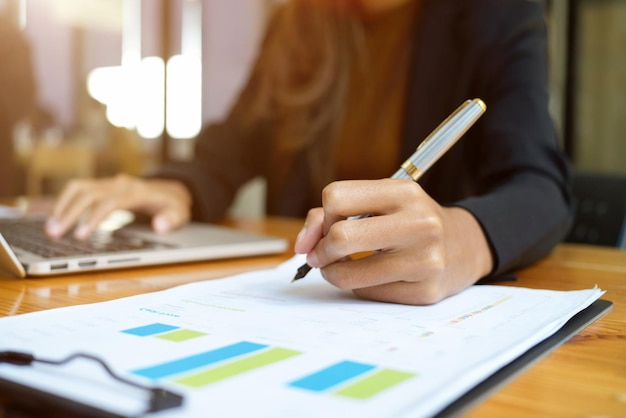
[0,351,183,418]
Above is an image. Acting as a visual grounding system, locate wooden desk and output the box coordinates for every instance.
[0,217,625,417]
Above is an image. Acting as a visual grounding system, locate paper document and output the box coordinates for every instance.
[0,254,604,417]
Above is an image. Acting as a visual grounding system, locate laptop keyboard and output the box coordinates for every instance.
[0,220,175,258]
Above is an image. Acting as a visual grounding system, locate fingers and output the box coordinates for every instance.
[310,213,421,266]
[309,180,434,268]
[45,175,192,239]
[293,179,490,305]
[293,179,468,305]
[152,205,191,234]
[294,207,324,254]
[321,179,421,221]
[319,251,449,305]
[46,178,114,238]
[49,179,85,226]
[352,281,446,305]
[72,194,120,239]
[320,244,443,288]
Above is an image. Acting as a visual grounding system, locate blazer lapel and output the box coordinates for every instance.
[401,0,468,160]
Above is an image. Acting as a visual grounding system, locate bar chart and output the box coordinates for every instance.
[289,360,415,400]
[128,334,415,401]
[121,322,207,342]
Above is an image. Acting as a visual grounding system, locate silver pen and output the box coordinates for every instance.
[292,98,487,282]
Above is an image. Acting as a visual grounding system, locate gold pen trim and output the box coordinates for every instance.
[473,98,487,111]
[401,160,422,181]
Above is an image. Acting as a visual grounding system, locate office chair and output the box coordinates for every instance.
[565,170,626,249]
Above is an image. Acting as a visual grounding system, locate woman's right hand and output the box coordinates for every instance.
[45,174,192,239]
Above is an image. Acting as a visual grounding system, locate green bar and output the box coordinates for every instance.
[175,348,301,388]
[335,369,415,400]
[156,329,207,342]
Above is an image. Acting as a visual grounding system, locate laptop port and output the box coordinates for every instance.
[50,263,68,270]
[78,260,97,268]
[108,257,140,264]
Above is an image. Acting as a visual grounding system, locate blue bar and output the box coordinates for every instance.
[121,323,180,337]
[132,341,268,379]
[289,361,376,392]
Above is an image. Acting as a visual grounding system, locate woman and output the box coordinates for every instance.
[46,0,572,305]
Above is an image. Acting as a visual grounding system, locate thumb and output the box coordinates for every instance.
[152,207,188,233]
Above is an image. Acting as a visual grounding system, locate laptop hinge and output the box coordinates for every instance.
[0,233,27,278]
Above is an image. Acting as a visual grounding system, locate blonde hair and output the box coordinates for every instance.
[235,0,365,194]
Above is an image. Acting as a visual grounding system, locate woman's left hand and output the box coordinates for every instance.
[294,179,494,305]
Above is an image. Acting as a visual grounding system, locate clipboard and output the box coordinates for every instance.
[0,352,183,418]
[435,298,613,417]
[0,299,612,418]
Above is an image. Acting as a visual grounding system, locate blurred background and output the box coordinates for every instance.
[0,0,272,214]
[0,0,624,219]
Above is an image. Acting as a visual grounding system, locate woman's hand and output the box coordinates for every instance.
[45,174,192,239]
[294,179,494,305]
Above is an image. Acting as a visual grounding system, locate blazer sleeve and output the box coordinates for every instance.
[452,0,573,274]
[155,116,271,222]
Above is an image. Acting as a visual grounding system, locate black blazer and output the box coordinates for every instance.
[159,0,572,276]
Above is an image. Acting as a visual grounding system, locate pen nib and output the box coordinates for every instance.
[291,263,312,283]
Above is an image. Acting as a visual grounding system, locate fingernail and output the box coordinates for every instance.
[307,252,320,267]
[74,224,90,240]
[153,216,169,233]
[45,218,61,236]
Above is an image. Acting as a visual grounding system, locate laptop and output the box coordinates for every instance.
[0,215,289,278]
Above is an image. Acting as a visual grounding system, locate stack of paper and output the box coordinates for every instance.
[0,255,604,417]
